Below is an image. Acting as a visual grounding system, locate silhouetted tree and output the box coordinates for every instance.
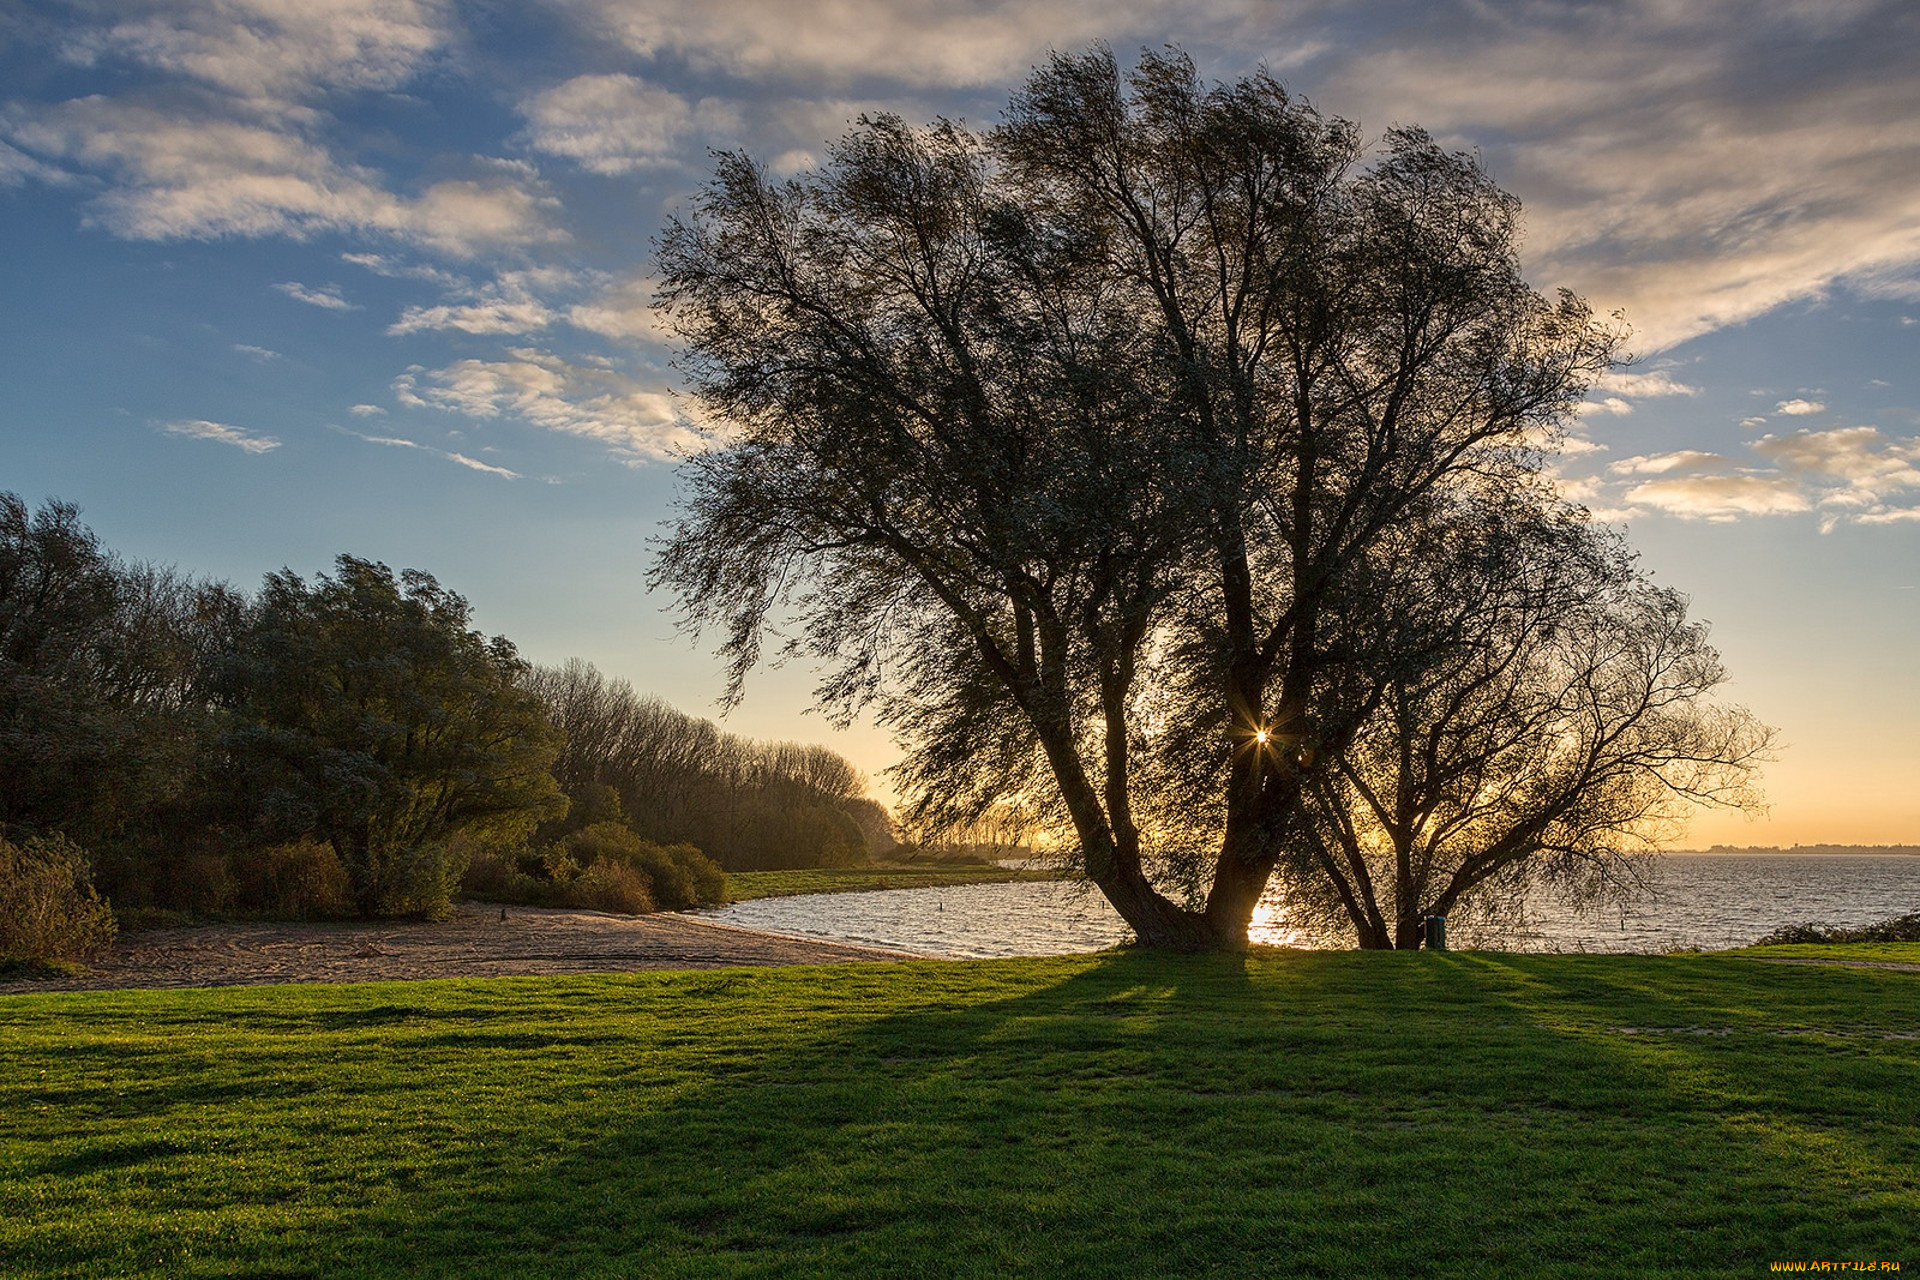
[1275,496,1772,947]
[654,48,1621,948]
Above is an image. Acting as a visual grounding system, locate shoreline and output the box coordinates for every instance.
[0,900,917,996]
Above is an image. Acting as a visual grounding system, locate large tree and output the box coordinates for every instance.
[655,49,1627,948]
[218,556,564,917]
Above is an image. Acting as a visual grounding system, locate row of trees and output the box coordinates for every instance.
[527,659,893,870]
[653,48,1772,949]
[0,494,887,934]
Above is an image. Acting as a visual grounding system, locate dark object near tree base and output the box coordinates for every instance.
[1424,916,1447,951]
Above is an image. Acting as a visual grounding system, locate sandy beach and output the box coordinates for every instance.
[0,901,915,995]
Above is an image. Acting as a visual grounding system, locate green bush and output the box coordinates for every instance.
[1756,910,1920,945]
[460,823,727,914]
[626,840,725,909]
[352,840,468,921]
[229,840,353,919]
[565,860,655,914]
[0,833,118,964]
[461,847,555,906]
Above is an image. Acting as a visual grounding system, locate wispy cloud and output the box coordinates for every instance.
[6,81,561,258]
[332,425,520,479]
[1317,1,1920,351]
[58,0,451,112]
[1594,369,1700,399]
[348,403,386,416]
[160,417,280,453]
[1576,424,1920,527]
[1576,396,1634,417]
[393,348,704,463]
[274,280,355,311]
[387,269,579,337]
[1608,451,1726,477]
[233,343,282,361]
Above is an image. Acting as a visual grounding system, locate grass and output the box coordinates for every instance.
[1723,941,1920,965]
[2,949,1916,1278]
[723,862,1057,901]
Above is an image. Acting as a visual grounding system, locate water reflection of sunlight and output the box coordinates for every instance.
[1246,881,1341,948]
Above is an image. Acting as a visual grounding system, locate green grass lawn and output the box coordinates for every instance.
[1723,941,1920,965]
[723,863,1057,901]
[3,949,1916,1278]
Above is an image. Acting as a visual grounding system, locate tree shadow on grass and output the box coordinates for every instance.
[8,952,1918,1278]
[319,949,1915,1278]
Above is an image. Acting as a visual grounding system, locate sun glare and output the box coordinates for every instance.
[1255,728,1271,745]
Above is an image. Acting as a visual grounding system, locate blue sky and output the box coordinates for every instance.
[1,0,1916,845]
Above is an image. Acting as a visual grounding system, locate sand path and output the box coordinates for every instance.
[0,901,916,995]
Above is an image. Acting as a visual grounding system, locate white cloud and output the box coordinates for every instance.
[1318,1,1920,351]
[566,273,672,344]
[1608,451,1726,477]
[333,424,520,478]
[341,252,465,289]
[1740,416,1768,429]
[0,139,74,187]
[233,343,282,361]
[393,348,704,463]
[348,403,386,416]
[520,74,740,174]
[1576,396,1634,417]
[1623,474,1812,520]
[1594,369,1700,398]
[160,418,280,453]
[274,280,356,310]
[388,269,577,336]
[1753,426,1920,508]
[1775,398,1827,416]
[1573,422,1920,526]
[8,97,561,258]
[59,0,451,114]
[555,0,1261,90]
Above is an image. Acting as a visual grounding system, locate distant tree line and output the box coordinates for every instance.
[0,493,890,959]
[524,659,893,871]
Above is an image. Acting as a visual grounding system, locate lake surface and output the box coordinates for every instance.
[703,855,1920,957]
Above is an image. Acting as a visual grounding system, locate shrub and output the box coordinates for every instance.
[555,823,726,910]
[354,840,469,921]
[1756,911,1920,945]
[461,847,554,906]
[229,840,353,919]
[565,860,655,914]
[626,840,726,910]
[0,834,118,964]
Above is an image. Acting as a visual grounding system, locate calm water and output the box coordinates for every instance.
[703,855,1920,957]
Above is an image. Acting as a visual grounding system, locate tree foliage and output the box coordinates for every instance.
[1278,497,1772,947]
[651,48,1756,949]
[525,659,879,870]
[216,556,565,917]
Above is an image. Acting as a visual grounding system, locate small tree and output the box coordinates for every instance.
[218,556,564,917]
[1277,497,1772,947]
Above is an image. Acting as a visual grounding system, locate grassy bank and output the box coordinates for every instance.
[724,862,1057,901]
[2,950,1916,1277]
